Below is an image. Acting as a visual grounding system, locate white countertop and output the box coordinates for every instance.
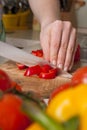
[6,30,40,41]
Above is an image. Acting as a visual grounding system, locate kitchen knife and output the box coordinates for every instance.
[0,41,72,78]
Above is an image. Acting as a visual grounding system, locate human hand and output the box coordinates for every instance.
[40,20,77,71]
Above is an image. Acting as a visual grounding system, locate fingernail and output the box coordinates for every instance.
[64,66,68,71]
[52,60,56,66]
[58,64,63,69]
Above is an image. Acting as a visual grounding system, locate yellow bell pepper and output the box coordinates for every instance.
[47,84,87,130]
[26,123,44,130]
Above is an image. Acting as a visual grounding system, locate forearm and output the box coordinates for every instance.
[28,0,61,28]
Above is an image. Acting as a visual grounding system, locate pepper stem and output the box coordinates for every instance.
[22,100,64,130]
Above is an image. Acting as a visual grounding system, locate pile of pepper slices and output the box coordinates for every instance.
[16,45,80,79]
[16,49,60,79]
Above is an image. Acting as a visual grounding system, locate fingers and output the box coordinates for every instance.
[57,21,72,69]
[50,20,63,66]
[40,27,50,61]
[64,27,77,71]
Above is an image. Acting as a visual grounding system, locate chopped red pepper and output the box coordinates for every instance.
[41,64,52,73]
[17,49,60,79]
[39,71,56,79]
[49,82,72,103]
[36,50,43,57]
[31,50,38,56]
[31,49,43,57]
[39,68,58,79]
[16,63,27,70]
[24,65,42,76]
[49,68,60,75]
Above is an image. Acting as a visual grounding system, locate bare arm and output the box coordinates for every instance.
[28,0,60,28]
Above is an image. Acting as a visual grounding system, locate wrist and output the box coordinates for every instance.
[41,16,61,30]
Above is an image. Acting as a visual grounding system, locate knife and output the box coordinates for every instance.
[0,41,72,78]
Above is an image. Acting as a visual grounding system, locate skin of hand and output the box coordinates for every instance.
[28,0,77,71]
[40,20,77,71]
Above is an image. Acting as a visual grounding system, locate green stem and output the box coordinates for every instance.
[22,100,64,130]
[0,20,6,42]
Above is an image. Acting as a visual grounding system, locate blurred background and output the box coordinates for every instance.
[1,0,87,32]
[2,0,33,31]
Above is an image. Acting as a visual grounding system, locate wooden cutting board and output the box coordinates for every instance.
[0,61,74,98]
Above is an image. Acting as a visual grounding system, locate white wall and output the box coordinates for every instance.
[75,0,87,28]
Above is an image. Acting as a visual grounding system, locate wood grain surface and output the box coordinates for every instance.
[0,61,71,98]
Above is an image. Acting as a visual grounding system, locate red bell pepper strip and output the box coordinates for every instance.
[39,68,58,79]
[31,49,43,57]
[36,50,43,57]
[24,65,42,76]
[41,64,52,73]
[39,71,56,79]
[49,68,60,75]
[31,50,38,56]
[16,63,27,70]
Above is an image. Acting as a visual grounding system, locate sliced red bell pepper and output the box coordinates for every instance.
[16,63,27,70]
[39,71,56,79]
[16,48,60,79]
[39,68,58,79]
[49,68,60,75]
[31,50,38,56]
[31,49,43,57]
[41,64,52,73]
[24,65,42,76]
[36,49,43,57]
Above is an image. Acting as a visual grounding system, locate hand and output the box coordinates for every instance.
[40,20,77,71]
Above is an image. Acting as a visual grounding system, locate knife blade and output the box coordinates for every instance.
[0,41,72,78]
[0,41,50,66]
